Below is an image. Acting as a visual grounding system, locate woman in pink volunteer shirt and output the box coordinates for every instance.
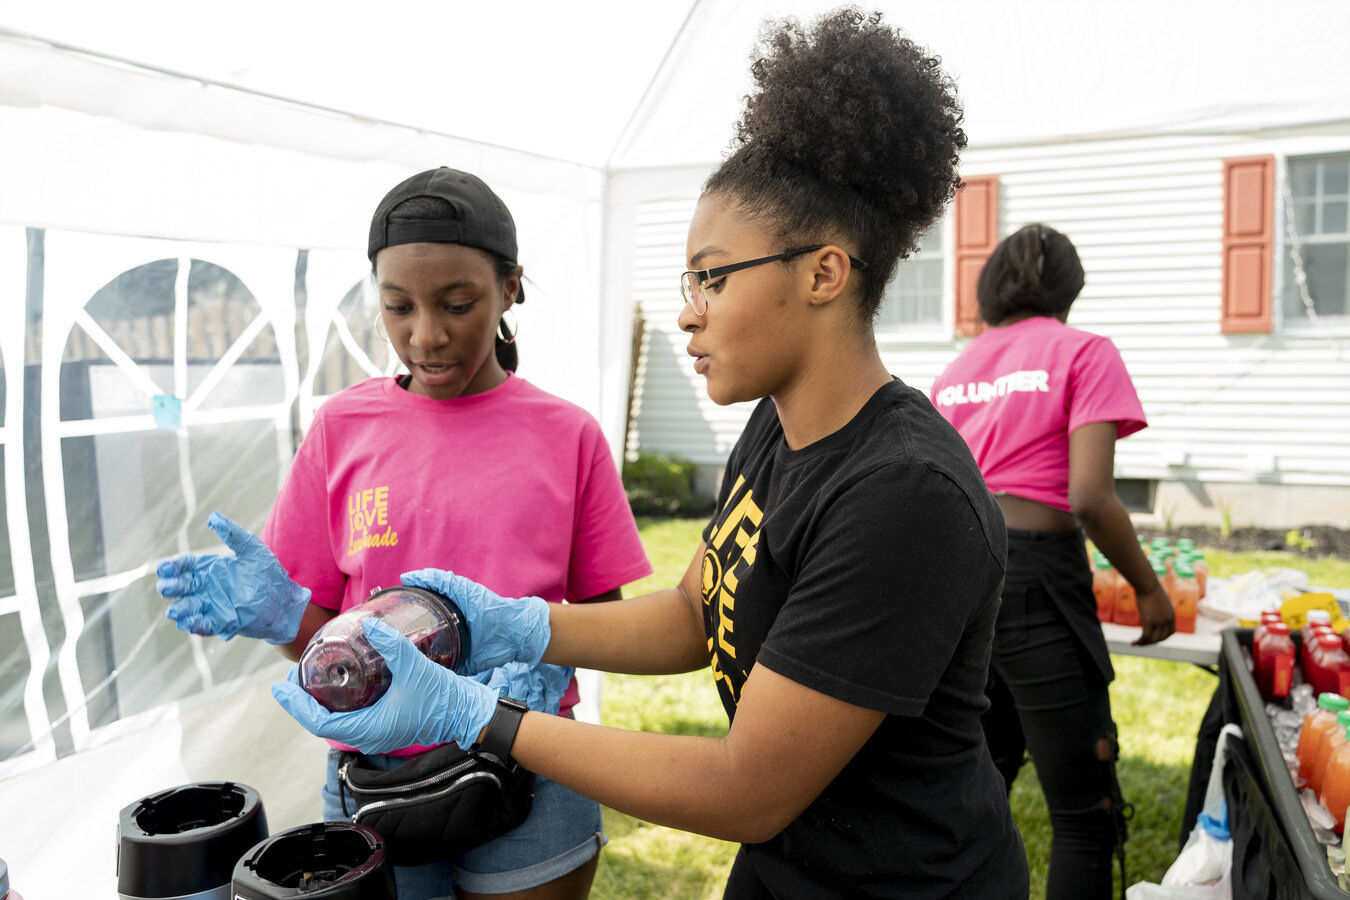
[156,167,652,900]
[930,223,1174,899]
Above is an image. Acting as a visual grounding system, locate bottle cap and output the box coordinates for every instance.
[1336,710,1350,726]
[1178,538,1196,551]
[1310,610,1334,625]
[1318,632,1344,650]
[1318,693,1349,711]
[1270,622,1290,635]
[1175,561,1194,578]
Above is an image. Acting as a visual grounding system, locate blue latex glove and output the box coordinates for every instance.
[473,660,575,717]
[400,568,551,673]
[271,617,499,754]
[156,511,310,644]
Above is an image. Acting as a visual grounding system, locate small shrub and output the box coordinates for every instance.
[623,451,705,516]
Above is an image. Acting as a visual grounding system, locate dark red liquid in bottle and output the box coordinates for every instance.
[299,586,470,712]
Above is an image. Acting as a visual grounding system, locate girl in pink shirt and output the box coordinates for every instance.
[932,223,1174,899]
[157,167,652,899]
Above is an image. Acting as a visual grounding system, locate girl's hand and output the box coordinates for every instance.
[156,511,310,644]
[271,617,497,753]
[400,568,551,673]
[1133,584,1176,646]
[270,618,575,754]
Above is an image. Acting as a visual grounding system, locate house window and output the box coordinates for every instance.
[1283,153,1350,325]
[876,221,945,330]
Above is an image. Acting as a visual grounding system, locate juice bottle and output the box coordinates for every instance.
[1092,555,1116,623]
[1308,632,1350,699]
[1253,610,1284,648]
[1299,693,1350,784]
[1190,551,1208,599]
[1312,711,1350,798]
[1322,727,1350,832]
[1113,571,1140,627]
[1172,560,1198,634]
[1304,610,1335,671]
[1255,622,1296,701]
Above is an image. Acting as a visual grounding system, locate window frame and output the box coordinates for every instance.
[874,216,954,344]
[1274,150,1350,334]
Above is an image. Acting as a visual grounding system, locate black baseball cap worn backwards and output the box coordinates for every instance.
[368,167,519,266]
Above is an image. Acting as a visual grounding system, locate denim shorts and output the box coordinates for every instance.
[322,748,606,898]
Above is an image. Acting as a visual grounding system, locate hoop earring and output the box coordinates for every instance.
[373,312,389,342]
[498,309,519,345]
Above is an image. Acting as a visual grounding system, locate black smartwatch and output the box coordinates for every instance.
[478,696,529,763]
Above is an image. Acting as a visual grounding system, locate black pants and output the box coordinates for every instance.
[984,529,1128,900]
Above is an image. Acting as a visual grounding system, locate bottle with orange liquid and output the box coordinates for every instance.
[1190,551,1209,599]
[1092,555,1116,623]
[1255,621,1296,701]
[1312,711,1350,799]
[1322,726,1350,833]
[1299,693,1350,786]
[1172,560,1199,634]
[1113,568,1140,627]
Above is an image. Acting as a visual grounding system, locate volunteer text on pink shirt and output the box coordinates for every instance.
[929,316,1147,513]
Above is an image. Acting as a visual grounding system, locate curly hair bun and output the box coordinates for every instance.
[707,7,967,319]
[738,8,964,222]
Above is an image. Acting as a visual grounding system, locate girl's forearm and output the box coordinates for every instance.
[543,587,709,675]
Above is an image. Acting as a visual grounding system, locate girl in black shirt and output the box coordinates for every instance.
[272,9,1029,897]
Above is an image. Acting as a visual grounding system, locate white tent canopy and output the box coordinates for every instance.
[2,1,1350,895]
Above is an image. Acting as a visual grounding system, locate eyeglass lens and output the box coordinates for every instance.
[681,272,706,315]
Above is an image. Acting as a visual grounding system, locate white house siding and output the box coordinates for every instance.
[621,130,1350,527]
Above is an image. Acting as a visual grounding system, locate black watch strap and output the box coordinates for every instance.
[479,696,529,763]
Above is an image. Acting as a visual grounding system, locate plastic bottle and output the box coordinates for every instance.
[1299,693,1349,784]
[1309,632,1350,699]
[1255,621,1296,701]
[1172,559,1199,634]
[0,857,21,900]
[1253,610,1284,648]
[1322,727,1350,833]
[1092,555,1116,623]
[1304,610,1336,671]
[1113,569,1140,628]
[1312,711,1350,798]
[1190,551,1208,599]
[299,585,470,712]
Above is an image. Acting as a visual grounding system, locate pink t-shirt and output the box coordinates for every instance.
[263,373,652,753]
[929,317,1146,512]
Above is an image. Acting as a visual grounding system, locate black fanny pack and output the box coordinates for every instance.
[336,743,534,867]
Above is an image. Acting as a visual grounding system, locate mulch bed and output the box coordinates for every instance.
[1135,525,1350,559]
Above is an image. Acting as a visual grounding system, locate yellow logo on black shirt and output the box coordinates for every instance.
[703,474,763,703]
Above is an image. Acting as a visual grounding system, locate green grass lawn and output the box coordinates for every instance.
[592,518,1350,899]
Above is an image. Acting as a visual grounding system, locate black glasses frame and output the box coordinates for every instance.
[680,245,869,314]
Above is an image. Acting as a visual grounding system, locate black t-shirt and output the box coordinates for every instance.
[701,379,1028,899]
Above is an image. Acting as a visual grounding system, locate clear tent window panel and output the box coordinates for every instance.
[1283,153,1350,324]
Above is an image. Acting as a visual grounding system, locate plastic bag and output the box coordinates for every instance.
[1200,568,1310,623]
[1127,725,1241,899]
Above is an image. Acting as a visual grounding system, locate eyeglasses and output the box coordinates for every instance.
[680,245,869,315]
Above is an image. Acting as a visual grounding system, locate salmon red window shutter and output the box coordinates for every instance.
[952,175,1000,337]
[1221,156,1275,334]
